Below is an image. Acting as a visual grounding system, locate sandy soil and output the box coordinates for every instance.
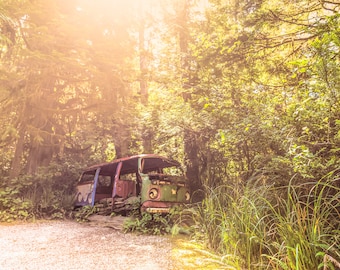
[0,220,176,270]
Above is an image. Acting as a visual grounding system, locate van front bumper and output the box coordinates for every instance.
[141,200,181,213]
[145,207,171,213]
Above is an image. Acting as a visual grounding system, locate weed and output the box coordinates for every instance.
[123,206,191,235]
[74,206,99,222]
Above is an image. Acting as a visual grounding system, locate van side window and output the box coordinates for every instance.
[120,173,136,181]
[98,175,112,187]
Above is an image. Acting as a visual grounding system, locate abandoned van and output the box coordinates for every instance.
[74,154,191,213]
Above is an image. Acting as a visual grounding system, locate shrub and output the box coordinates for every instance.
[0,158,82,221]
[123,207,189,235]
[74,206,99,222]
[0,185,33,222]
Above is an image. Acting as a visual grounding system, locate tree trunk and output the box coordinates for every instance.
[184,131,202,200]
[176,0,203,200]
[9,124,25,179]
[114,124,131,158]
[138,0,152,153]
[26,144,55,175]
[139,20,148,105]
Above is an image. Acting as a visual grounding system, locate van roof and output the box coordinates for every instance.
[83,154,181,176]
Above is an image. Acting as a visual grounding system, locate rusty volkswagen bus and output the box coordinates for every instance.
[74,154,190,213]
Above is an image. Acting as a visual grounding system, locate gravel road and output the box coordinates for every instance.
[0,220,176,270]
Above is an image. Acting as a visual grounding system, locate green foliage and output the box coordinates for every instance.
[0,2,340,268]
[123,212,173,235]
[0,185,33,222]
[0,0,139,180]
[194,178,340,269]
[73,206,99,222]
[123,207,190,236]
[0,158,81,222]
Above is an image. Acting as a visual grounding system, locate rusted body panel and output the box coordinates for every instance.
[74,154,190,213]
[115,180,136,198]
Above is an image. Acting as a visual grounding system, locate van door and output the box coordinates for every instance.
[112,162,137,199]
[75,168,100,207]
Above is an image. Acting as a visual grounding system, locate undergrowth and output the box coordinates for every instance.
[73,206,99,222]
[123,207,193,235]
[193,177,340,269]
[0,159,81,222]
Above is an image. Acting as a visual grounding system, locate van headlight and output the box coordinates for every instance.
[149,188,159,199]
[185,191,190,201]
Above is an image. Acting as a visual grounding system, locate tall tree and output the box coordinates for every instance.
[176,0,203,195]
[1,0,139,178]
[182,0,340,186]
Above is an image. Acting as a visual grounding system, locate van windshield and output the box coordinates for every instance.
[162,166,184,176]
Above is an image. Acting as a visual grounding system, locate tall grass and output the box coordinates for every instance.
[264,179,340,269]
[194,178,340,269]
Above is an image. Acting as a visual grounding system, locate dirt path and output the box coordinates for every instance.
[0,220,175,270]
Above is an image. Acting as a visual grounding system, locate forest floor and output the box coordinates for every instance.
[0,219,224,270]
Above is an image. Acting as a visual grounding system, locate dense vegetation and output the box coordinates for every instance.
[0,0,339,268]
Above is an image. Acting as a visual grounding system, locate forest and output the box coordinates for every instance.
[0,0,339,269]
